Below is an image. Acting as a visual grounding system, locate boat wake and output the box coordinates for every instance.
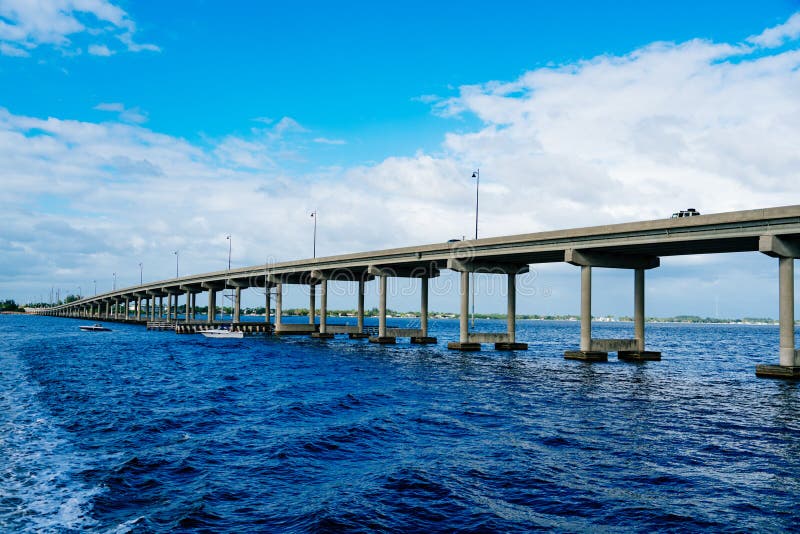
[0,350,101,532]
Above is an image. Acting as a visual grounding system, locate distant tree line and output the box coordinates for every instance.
[0,299,21,312]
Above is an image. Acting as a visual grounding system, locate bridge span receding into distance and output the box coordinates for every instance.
[35,205,800,379]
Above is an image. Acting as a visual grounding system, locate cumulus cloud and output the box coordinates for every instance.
[0,0,159,57]
[748,12,800,48]
[3,12,800,316]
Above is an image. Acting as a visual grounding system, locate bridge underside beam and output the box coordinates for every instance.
[565,249,660,270]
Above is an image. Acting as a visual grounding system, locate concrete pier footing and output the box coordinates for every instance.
[411,336,438,344]
[311,332,334,339]
[495,342,528,351]
[756,364,800,379]
[369,336,396,344]
[349,333,370,339]
[618,350,662,361]
[564,350,609,362]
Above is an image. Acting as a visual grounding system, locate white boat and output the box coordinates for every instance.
[200,328,243,339]
[79,324,111,332]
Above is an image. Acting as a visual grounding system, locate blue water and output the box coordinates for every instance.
[1,315,799,532]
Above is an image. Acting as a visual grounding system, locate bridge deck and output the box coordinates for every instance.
[44,205,800,308]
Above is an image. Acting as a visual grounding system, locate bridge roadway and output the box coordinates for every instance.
[39,205,800,378]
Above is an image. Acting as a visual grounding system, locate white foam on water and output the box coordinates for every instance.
[0,351,103,532]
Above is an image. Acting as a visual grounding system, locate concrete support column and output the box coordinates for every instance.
[357,279,365,332]
[208,289,216,323]
[779,257,797,366]
[275,283,283,330]
[507,274,516,343]
[185,290,191,323]
[308,284,316,325]
[265,287,271,324]
[634,268,645,351]
[757,255,799,378]
[233,287,241,323]
[158,296,163,319]
[379,275,388,337]
[421,276,429,337]
[192,293,197,320]
[136,297,142,321]
[580,265,592,352]
[460,270,469,343]
[168,294,173,321]
[319,280,328,333]
[124,299,129,319]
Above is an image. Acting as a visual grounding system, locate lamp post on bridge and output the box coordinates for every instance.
[93,280,96,296]
[173,250,179,278]
[138,262,143,285]
[112,272,116,291]
[471,169,480,328]
[310,210,317,258]
[226,235,232,270]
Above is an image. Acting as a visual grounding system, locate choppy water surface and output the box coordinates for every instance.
[1,314,799,532]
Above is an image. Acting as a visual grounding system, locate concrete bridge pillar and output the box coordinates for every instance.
[580,265,592,352]
[368,274,395,344]
[634,268,645,351]
[379,275,387,337]
[358,279,365,333]
[421,277,429,336]
[233,287,241,323]
[347,278,369,339]
[564,249,661,362]
[124,298,129,320]
[446,259,525,351]
[312,279,334,339]
[507,274,517,344]
[757,236,800,378]
[136,297,142,321]
[411,276,437,344]
[460,271,469,343]
[208,289,216,323]
[308,284,316,325]
[264,287,270,324]
[275,283,283,330]
[185,290,191,323]
[778,257,797,366]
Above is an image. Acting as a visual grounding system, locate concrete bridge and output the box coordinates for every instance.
[36,205,800,379]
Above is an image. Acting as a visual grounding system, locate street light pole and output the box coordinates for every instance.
[310,210,317,258]
[226,235,232,270]
[473,169,479,241]
[173,250,179,278]
[113,272,116,291]
[471,169,480,328]
[138,262,143,285]
[93,280,96,296]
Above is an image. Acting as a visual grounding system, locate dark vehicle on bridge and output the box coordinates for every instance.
[672,208,701,218]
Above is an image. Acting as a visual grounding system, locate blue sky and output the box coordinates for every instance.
[1,1,800,317]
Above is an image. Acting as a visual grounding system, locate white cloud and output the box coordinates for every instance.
[3,13,800,316]
[0,0,159,56]
[94,102,147,123]
[0,41,28,56]
[747,12,800,48]
[87,43,112,56]
[313,137,346,145]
